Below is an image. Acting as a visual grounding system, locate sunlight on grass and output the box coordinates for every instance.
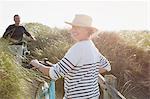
[0,23,149,99]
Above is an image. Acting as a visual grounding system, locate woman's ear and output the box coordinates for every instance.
[87,27,95,35]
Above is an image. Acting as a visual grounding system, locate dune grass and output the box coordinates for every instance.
[0,39,22,99]
[0,39,49,99]
[93,31,150,99]
[0,23,149,99]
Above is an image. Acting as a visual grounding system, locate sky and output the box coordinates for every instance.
[0,0,149,37]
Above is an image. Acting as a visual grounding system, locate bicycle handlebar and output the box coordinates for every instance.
[25,58,52,69]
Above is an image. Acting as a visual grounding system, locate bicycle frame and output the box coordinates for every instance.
[38,80,55,99]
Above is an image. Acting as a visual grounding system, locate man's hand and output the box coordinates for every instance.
[30,35,36,41]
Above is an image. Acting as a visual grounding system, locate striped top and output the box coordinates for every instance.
[49,40,111,99]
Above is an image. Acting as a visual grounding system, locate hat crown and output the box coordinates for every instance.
[71,14,92,27]
[65,14,98,33]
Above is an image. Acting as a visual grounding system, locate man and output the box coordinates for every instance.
[2,14,35,43]
[2,15,36,60]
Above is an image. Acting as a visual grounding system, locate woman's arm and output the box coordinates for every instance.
[37,64,50,76]
[30,43,81,80]
[98,54,111,73]
[30,59,50,76]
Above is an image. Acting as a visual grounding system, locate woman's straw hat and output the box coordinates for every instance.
[65,14,98,33]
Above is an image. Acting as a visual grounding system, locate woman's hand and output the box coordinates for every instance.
[30,59,50,76]
[99,68,107,74]
[30,59,40,69]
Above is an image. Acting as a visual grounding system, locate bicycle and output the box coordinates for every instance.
[27,58,56,99]
[9,41,56,99]
[8,40,30,64]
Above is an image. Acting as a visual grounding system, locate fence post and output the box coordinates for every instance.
[103,75,118,99]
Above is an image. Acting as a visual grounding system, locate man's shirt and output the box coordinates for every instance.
[3,24,31,41]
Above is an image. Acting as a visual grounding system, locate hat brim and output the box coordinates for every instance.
[65,21,98,33]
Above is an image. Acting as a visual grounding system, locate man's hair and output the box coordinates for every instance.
[14,14,19,19]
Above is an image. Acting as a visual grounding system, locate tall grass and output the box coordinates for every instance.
[0,39,25,99]
[94,31,150,99]
[0,39,49,99]
[0,23,149,99]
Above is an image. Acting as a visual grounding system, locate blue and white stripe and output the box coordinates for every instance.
[49,40,111,99]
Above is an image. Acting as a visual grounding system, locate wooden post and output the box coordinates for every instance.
[103,75,118,99]
[99,74,126,99]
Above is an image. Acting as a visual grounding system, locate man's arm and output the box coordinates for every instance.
[2,25,11,38]
[23,26,31,37]
[23,27,36,40]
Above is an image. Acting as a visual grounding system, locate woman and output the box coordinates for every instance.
[30,14,111,99]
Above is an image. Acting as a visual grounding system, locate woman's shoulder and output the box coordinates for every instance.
[71,40,91,50]
[69,42,82,52]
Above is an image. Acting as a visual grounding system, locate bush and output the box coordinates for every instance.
[94,31,150,99]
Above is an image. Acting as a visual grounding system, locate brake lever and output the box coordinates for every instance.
[25,58,52,69]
